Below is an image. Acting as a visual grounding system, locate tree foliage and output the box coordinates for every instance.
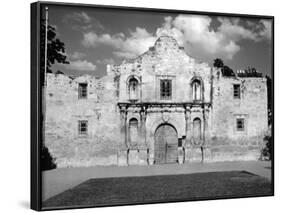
[213,58,235,77]
[266,75,272,126]
[40,22,69,74]
[261,75,273,160]
[40,22,67,170]
[55,70,65,75]
[261,135,272,160]
[213,58,224,68]
[221,65,235,77]
[41,144,56,171]
[260,75,272,161]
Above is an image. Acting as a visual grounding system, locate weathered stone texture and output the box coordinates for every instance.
[45,73,121,167]
[209,74,268,161]
[117,36,212,104]
[44,35,268,167]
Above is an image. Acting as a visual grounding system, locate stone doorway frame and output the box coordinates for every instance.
[154,123,179,164]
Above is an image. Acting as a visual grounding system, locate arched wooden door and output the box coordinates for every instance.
[154,124,178,164]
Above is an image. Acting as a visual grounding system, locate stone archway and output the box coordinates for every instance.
[154,123,178,164]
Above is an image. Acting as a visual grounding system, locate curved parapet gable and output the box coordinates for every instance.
[112,35,212,103]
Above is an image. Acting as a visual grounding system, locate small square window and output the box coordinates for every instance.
[160,79,172,100]
[236,118,245,131]
[233,84,241,99]
[78,120,88,135]
[78,83,88,99]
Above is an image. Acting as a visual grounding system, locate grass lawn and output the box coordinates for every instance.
[43,171,272,208]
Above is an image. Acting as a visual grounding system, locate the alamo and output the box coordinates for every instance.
[44,35,268,167]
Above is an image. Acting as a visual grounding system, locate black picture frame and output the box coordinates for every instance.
[31,1,274,211]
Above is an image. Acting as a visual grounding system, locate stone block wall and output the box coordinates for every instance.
[44,73,122,167]
[208,73,268,161]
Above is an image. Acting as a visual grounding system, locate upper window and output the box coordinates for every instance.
[233,84,241,99]
[160,79,172,100]
[78,120,88,135]
[128,78,139,100]
[78,83,88,99]
[192,80,202,101]
[236,118,245,131]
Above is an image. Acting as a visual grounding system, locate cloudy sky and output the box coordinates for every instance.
[45,5,273,77]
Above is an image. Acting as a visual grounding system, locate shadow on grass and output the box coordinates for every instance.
[43,171,272,209]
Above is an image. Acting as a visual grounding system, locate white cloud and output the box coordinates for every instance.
[217,18,258,41]
[82,32,124,48]
[82,27,156,58]
[63,12,91,25]
[156,15,271,59]
[96,58,116,65]
[78,12,92,23]
[113,51,135,59]
[69,51,87,60]
[63,12,104,31]
[257,20,272,41]
[81,15,272,60]
[64,60,97,72]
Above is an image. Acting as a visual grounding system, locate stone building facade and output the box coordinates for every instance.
[44,35,268,167]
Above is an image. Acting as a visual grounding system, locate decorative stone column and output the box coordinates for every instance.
[202,105,212,162]
[178,143,185,164]
[184,106,191,162]
[185,106,192,144]
[117,106,128,166]
[202,106,207,146]
[148,146,155,165]
[139,106,148,165]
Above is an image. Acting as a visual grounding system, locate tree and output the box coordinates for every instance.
[41,145,56,171]
[40,21,68,170]
[260,75,272,161]
[221,65,235,77]
[55,70,64,75]
[261,135,272,160]
[213,58,235,77]
[40,22,69,75]
[266,75,272,126]
[213,58,224,68]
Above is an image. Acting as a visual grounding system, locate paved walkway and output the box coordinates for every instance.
[42,161,272,201]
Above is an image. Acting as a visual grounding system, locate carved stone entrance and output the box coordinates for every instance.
[154,124,178,164]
